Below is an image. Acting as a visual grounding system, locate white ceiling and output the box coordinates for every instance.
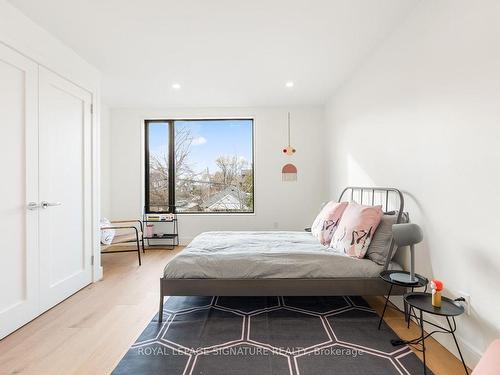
[8,0,418,108]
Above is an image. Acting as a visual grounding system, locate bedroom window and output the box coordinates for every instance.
[145,119,254,214]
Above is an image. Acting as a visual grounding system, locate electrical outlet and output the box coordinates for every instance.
[457,291,471,315]
[273,222,279,229]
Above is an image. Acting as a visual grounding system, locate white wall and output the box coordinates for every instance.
[325,0,500,366]
[107,107,326,243]
[0,0,99,92]
[100,105,112,218]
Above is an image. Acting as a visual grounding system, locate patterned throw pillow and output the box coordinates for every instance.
[311,201,349,246]
[330,202,383,258]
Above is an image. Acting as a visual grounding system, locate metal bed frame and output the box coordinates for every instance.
[159,187,407,321]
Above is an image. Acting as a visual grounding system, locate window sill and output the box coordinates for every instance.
[176,212,256,217]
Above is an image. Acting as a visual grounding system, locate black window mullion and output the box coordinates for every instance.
[144,121,151,213]
[168,120,175,213]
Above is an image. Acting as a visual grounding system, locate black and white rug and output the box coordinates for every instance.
[113,296,430,374]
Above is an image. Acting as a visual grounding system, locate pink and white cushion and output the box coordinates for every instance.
[311,201,348,246]
[330,202,383,258]
[472,339,500,375]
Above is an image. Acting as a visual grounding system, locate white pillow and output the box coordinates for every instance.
[100,218,115,245]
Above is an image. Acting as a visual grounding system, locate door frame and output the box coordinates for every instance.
[90,84,102,281]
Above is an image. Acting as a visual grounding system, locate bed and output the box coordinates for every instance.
[159,187,407,320]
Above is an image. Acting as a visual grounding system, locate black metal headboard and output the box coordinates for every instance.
[337,186,405,270]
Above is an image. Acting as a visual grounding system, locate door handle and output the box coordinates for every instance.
[27,202,40,210]
[41,201,62,209]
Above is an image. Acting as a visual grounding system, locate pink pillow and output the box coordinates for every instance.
[330,202,383,258]
[311,201,348,245]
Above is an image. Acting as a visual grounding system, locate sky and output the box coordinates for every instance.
[149,119,253,174]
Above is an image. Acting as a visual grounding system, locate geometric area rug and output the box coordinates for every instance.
[112,296,432,374]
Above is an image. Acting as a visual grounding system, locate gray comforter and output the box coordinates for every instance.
[163,231,400,279]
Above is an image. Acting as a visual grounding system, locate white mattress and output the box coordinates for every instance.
[163,231,401,279]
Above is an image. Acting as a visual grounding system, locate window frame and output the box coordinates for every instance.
[144,119,176,214]
[144,118,255,215]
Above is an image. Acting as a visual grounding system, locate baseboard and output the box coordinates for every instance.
[178,237,194,246]
[390,296,482,368]
[94,265,103,281]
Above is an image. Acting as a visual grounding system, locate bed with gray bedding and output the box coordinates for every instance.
[159,187,408,322]
[163,231,401,279]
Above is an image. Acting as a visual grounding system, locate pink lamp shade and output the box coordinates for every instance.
[282,163,297,181]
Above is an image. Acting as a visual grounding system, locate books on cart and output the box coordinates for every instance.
[145,213,175,221]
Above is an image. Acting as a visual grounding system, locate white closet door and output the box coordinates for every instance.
[0,44,39,339]
[38,67,93,311]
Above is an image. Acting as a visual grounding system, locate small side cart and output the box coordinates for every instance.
[143,205,179,250]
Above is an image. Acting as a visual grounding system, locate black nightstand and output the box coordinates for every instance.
[399,292,468,375]
[378,270,428,330]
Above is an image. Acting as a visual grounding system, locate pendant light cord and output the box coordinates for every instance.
[287,112,291,146]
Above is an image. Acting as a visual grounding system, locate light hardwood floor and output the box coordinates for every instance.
[0,248,470,375]
[0,247,182,375]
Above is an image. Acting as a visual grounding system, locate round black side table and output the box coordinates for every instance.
[402,292,468,375]
[378,270,428,330]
